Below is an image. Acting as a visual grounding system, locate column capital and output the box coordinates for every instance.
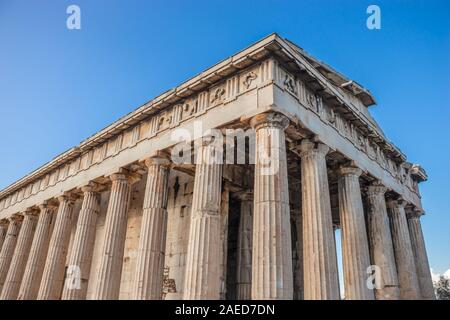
[298,139,329,158]
[193,134,223,166]
[367,182,387,197]
[387,198,408,210]
[109,168,142,184]
[144,157,171,168]
[8,213,24,223]
[23,208,39,217]
[110,173,129,182]
[80,181,102,193]
[338,166,362,178]
[249,112,290,130]
[57,192,77,204]
[406,207,424,219]
[141,150,172,168]
[38,200,58,212]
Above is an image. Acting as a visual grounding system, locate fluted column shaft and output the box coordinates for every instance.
[1,212,37,300]
[37,195,75,300]
[133,158,170,300]
[0,217,22,293]
[250,112,293,300]
[93,172,134,300]
[366,185,400,300]
[407,211,435,299]
[61,185,100,300]
[338,167,374,300]
[236,194,253,300]
[17,204,55,300]
[299,139,339,300]
[0,222,7,252]
[387,200,420,299]
[183,137,223,300]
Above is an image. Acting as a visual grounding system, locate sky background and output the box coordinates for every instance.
[0,0,449,285]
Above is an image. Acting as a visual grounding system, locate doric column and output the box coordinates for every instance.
[387,199,420,299]
[366,184,400,300]
[61,183,101,300]
[17,203,55,300]
[235,192,253,300]
[183,136,223,300]
[407,209,435,300]
[37,194,76,300]
[133,157,170,300]
[1,210,38,300]
[93,170,137,300]
[0,216,22,293]
[250,112,293,300]
[299,139,339,300]
[0,220,8,252]
[338,166,374,300]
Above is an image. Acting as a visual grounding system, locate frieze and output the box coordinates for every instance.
[197,91,209,113]
[182,101,195,119]
[210,86,226,107]
[277,66,417,193]
[226,75,239,99]
[242,71,257,89]
[258,59,273,84]
[284,74,297,95]
[171,104,183,126]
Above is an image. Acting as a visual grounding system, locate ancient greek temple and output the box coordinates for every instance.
[0,34,434,300]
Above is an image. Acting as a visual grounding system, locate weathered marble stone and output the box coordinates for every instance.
[0,216,22,294]
[299,139,339,300]
[0,221,7,253]
[18,203,55,300]
[162,172,193,300]
[93,172,138,300]
[0,211,37,300]
[62,184,100,300]
[183,137,223,300]
[407,209,435,300]
[366,184,400,300]
[250,112,293,300]
[337,166,374,300]
[38,195,76,300]
[133,157,170,300]
[387,199,420,300]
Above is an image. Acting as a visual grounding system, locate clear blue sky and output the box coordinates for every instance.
[0,1,449,275]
